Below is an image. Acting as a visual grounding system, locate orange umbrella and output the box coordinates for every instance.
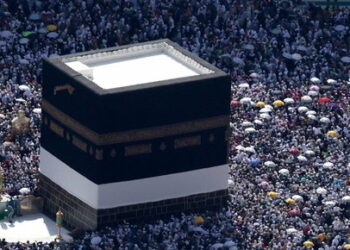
[47,24,57,31]
[317,97,331,103]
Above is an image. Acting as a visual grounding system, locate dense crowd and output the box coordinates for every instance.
[0,0,350,249]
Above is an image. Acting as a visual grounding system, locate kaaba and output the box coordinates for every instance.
[38,39,231,230]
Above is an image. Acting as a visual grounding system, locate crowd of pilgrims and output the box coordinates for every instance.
[0,0,350,249]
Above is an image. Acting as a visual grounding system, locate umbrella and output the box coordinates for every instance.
[19,187,30,195]
[22,31,33,37]
[47,32,59,38]
[238,83,249,88]
[286,228,298,234]
[19,59,29,64]
[242,121,253,127]
[0,114,5,119]
[47,24,57,31]
[271,27,281,34]
[292,195,303,201]
[291,53,302,60]
[19,38,29,44]
[245,127,256,133]
[306,110,316,116]
[240,97,251,104]
[29,13,41,21]
[235,145,245,151]
[298,106,308,113]
[310,77,321,84]
[273,100,284,107]
[297,45,308,51]
[341,196,350,202]
[219,53,231,59]
[283,98,294,104]
[250,159,261,165]
[224,241,236,247]
[305,150,315,156]
[307,114,317,120]
[38,27,48,34]
[191,226,208,234]
[243,44,254,50]
[289,148,299,154]
[250,72,259,78]
[260,113,271,120]
[254,119,263,125]
[297,155,307,162]
[15,98,26,103]
[193,216,204,224]
[344,244,350,249]
[91,236,102,245]
[317,97,331,103]
[301,95,312,102]
[0,30,13,38]
[288,209,301,215]
[267,192,279,198]
[309,85,320,91]
[303,241,314,247]
[341,56,350,63]
[334,24,346,31]
[19,85,30,91]
[228,179,234,187]
[244,146,256,153]
[320,117,331,123]
[308,90,318,96]
[256,101,265,108]
[33,108,41,114]
[327,130,338,136]
[231,100,240,106]
[264,161,276,167]
[260,107,272,113]
[285,198,296,205]
[327,79,337,84]
[211,243,224,249]
[316,187,327,195]
[279,169,290,175]
[232,57,244,65]
[323,201,336,206]
[323,162,334,169]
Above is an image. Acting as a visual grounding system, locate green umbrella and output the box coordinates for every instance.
[22,31,34,37]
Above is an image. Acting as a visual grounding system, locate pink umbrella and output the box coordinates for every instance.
[288,209,301,215]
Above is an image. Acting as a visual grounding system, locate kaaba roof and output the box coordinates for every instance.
[44,39,225,94]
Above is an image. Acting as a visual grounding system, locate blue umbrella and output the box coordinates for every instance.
[250,159,261,165]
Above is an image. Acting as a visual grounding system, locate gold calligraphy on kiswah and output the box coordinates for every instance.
[54,85,75,95]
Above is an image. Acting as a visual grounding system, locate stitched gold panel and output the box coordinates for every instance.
[174,135,201,149]
[72,135,88,152]
[125,144,152,156]
[49,121,64,137]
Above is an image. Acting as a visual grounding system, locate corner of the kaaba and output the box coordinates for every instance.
[38,39,231,230]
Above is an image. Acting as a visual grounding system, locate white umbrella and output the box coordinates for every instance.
[19,187,30,195]
[283,98,294,104]
[309,85,320,91]
[260,113,271,120]
[307,114,317,120]
[264,161,276,167]
[282,52,292,59]
[0,114,5,119]
[245,127,256,133]
[224,241,236,247]
[235,145,245,151]
[228,179,234,187]
[250,72,259,78]
[306,110,316,115]
[308,90,318,96]
[323,162,334,169]
[297,155,307,162]
[341,56,350,63]
[291,53,302,60]
[286,228,298,234]
[298,106,308,113]
[334,24,346,31]
[341,196,350,202]
[316,187,327,195]
[310,77,321,84]
[15,98,26,103]
[244,44,255,50]
[211,243,224,249]
[19,85,30,91]
[305,150,315,156]
[240,97,251,104]
[260,107,272,113]
[254,119,263,125]
[296,45,308,51]
[324,201,336,206]
[244,146,256,153]
[327,79,337,84]
[19,59,29,64]
[238,83,249,88]
[320,117,330,124]
[278,169,290,175]
[47,32,59,38]
[242,121,253,127]
[232,57,244,65]
[301,95,312,102]
[265,105,274,110]
[19,38,29,44]
[292,195,303,201]
[33,108,41,114]
[0,30,13,38]
[91,236,102,245]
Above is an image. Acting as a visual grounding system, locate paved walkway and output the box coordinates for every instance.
[0,213,72,243]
